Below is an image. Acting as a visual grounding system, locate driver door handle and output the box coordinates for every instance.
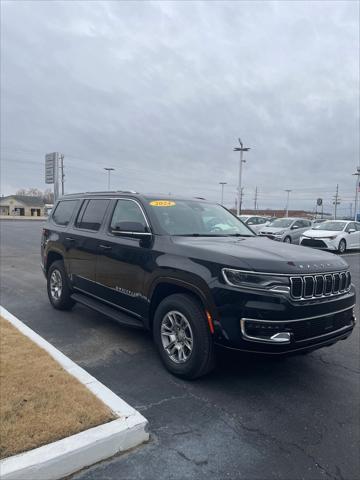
[99,244,112,250]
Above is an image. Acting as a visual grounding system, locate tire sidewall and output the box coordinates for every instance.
[284,236,291,244]
[47,260,73,309]
[153,295,213,378]
[338,239,346,254]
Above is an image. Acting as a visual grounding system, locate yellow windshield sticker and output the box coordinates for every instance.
[149,200,176,207]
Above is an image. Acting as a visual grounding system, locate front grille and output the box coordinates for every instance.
[290,271,351,300]
[301,238,327,248]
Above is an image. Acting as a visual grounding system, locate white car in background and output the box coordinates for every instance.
[300,220,360,254]
[258,217,312,244]
[238,215,270,233]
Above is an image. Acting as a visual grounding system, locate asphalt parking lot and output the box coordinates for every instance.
[1,220,359,480]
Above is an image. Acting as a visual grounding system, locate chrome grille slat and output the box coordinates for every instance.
[290,271,351,300]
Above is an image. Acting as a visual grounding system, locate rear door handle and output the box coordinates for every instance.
[65,237,75,241]
[99,244,112,250]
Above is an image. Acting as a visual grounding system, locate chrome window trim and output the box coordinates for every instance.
[107,197,152,236]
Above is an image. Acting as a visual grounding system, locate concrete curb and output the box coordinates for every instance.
[0,306,149,480]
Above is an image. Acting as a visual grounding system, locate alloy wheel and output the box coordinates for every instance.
[50,269,63,300]
[160,310,193,364]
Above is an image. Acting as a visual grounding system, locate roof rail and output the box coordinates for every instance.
[64,190,138,196]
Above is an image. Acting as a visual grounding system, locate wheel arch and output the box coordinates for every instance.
[45,250,64,274]
[148,278,215,330]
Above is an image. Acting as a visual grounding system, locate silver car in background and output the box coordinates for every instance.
[238,215,270,233]
[258,217,312,244]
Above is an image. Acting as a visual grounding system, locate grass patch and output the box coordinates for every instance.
[0,317,116,459]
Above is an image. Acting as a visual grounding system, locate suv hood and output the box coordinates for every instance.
[171,236,348,275]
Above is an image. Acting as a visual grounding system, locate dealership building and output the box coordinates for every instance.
[0,195,45,217]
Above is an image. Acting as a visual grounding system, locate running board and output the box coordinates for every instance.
[71,292,144,329]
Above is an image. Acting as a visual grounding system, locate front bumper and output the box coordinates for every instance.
[213,283,356,354]
[300,237,339,250]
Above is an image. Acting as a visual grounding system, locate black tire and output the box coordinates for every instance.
[153,294,215,379]
[338,239,346,254]
[284,236,292,244]
[47,260,75,310]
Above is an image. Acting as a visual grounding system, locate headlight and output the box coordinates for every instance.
[222,268,290,293]
[273,230,285,236]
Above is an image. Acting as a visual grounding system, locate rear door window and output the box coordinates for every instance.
[52,200,78,226]
[75,199,110,231]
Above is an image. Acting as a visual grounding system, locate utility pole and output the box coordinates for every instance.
[333,184,340,219]
[284,189,292,217]
[233,138,250,216]
[104,167,115,190]
[240,188,244,213]
[219,182,227,205]
[60,154,65,196]
[353,166,360,221]
[254,186,258,211]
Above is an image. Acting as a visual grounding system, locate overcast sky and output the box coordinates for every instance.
[1,0,359,214]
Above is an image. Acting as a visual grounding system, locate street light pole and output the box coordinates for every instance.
[353,166,360,221]
[104,167,115,190]
[284,189,292,217]
[233,138,250,216]
[219,182,227,205]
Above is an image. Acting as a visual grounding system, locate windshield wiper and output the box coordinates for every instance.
[225,233,253,237]
[176,233,227,237]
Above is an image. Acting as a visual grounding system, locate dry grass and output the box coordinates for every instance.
[0,317,116,459]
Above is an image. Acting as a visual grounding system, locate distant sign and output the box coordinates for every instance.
[45,153,58,184]
[317,198,323,206]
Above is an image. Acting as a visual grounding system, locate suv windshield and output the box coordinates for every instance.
[270,218,293,228]
[148,200,254,236]
[314,221,346,231]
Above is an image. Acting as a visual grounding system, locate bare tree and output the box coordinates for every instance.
[16,188,43,197]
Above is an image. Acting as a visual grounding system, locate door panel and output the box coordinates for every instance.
[95,199,152,317]
[67,199,110,294]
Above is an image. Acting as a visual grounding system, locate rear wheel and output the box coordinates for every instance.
[338,239,346,254]
[47,260,75,310]
[153,294,215,379]
[284,236,291,244]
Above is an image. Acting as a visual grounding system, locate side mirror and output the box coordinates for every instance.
[112,221,151,238]
[291,225,299,230]
[348,228,356,234]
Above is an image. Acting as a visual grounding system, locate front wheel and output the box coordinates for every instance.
[153,294,215,379]
[284,236,292,244]
[47,260,75,310]
[338,239,346,254]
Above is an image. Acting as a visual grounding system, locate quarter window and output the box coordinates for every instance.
[75,199,110,231]
[52,200,78,226]
[110,200,147,231]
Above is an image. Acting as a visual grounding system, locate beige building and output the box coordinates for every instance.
[0,195,45,217]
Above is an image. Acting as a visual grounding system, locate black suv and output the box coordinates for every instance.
[41,192,356,379]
